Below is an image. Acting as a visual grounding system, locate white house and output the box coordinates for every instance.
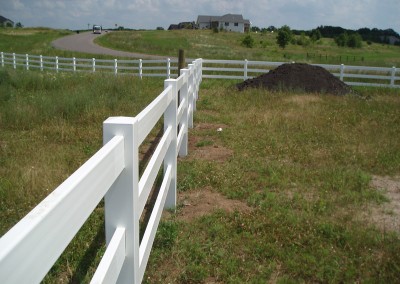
[0,15,14,27]
[197,14,250,33]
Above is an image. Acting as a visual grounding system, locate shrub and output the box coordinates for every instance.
[335,32,363,48]
[347,33,363,48]
[242,34,255,48]
[277,26,292,49]
[335,32,348,47]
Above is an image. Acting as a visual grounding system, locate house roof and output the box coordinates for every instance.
[197,14,249,24]
[197,15,221,23]
[220,14,244,23]
[0,15,14,24]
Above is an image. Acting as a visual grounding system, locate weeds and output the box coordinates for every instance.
[1,69,399,282]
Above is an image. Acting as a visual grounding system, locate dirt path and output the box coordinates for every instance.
[52,31,168,59]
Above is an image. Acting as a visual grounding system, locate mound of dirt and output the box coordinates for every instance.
[237,63,353,96]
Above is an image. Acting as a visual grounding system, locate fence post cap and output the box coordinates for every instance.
[104,116,137,125]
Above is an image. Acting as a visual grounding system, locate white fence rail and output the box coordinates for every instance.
[202,59,399,88]
[0,52,178,78]
[0,59,202,284]
[1,52,398,88]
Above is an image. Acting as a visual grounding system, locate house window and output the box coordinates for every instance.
[234,22,239,26]
[225,22,229,26]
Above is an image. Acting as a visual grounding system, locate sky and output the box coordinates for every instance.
[1,0,399,33]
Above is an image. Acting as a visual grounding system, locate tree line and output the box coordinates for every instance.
[249,25,399,49]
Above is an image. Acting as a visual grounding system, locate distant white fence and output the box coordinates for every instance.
[202,59,399,88]
[0,52,179,78]
[1,52,398,88]
[0,59,202,284]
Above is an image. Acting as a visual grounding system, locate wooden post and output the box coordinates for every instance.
[178,49,185,76]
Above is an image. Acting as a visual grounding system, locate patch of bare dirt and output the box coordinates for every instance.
[186,123,233,163]
[190,143,233,163]
[194,122,228,131]
[236,63,353,96]
[365,175,400,232]
[177,187,252,222]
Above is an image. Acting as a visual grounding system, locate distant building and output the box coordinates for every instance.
[0,15,14,27]
[168,21,196,30]
[197,14,250,33]
[381,35,400,45]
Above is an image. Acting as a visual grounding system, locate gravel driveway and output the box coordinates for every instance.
[52,31,168,59]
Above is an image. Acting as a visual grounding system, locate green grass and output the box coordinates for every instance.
[144,82,400,283]
[0,69,166,282]
[0,28,72,56]
[96,29,400,67]
[1,68,399,282]
[0,27,116,59]
[2,27,398,67]
[1,29,400,282]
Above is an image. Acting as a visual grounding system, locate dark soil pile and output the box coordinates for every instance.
[237,63,352,95]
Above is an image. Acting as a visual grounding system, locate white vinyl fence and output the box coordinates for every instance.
[0,52,178,78]
[1,52,398,88]
[201,59,399,88]
[0,59,202,284]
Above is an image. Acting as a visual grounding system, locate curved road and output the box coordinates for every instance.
[52,31,168,59]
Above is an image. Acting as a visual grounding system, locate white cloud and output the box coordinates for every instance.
[2,0,399,32]
[12,0,25,10]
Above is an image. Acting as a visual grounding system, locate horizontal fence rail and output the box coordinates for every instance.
[0,52,179,78]
[202,59,399,88]
[1,52,398,88]
[0,59,202,284]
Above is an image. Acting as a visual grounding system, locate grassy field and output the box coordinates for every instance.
[0,27,113,59]
[96,29,400,67]
[1,27,399,67]
[1,68,399,282]
[1,28,400,282]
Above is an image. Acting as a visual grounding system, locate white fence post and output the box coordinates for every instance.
[114,59,118,75]
[103,117,140,283]
[340,64,345,81]
[26,54,29,71]
[163,79,178,209]
[1,52,4,67]
[55,56,59,73]
[179,69,190,157]
[13,53,16,69]
[244,59,248,80]
[92,58,96,73]
[73,57,76,72]
[188,65,194,129]
[390,66,396,87]
[167,58,171,79]
[139,59,143,79]
[40,55,43,71]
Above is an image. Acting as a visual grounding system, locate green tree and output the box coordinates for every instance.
[15,22,23,28]
[335,32,363,48]
[297,32,310,46]
[276,26,292,49]
[335,32,348,47]
[310,29,322,41]
[242,34,255,48]
[347,33,363,48]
